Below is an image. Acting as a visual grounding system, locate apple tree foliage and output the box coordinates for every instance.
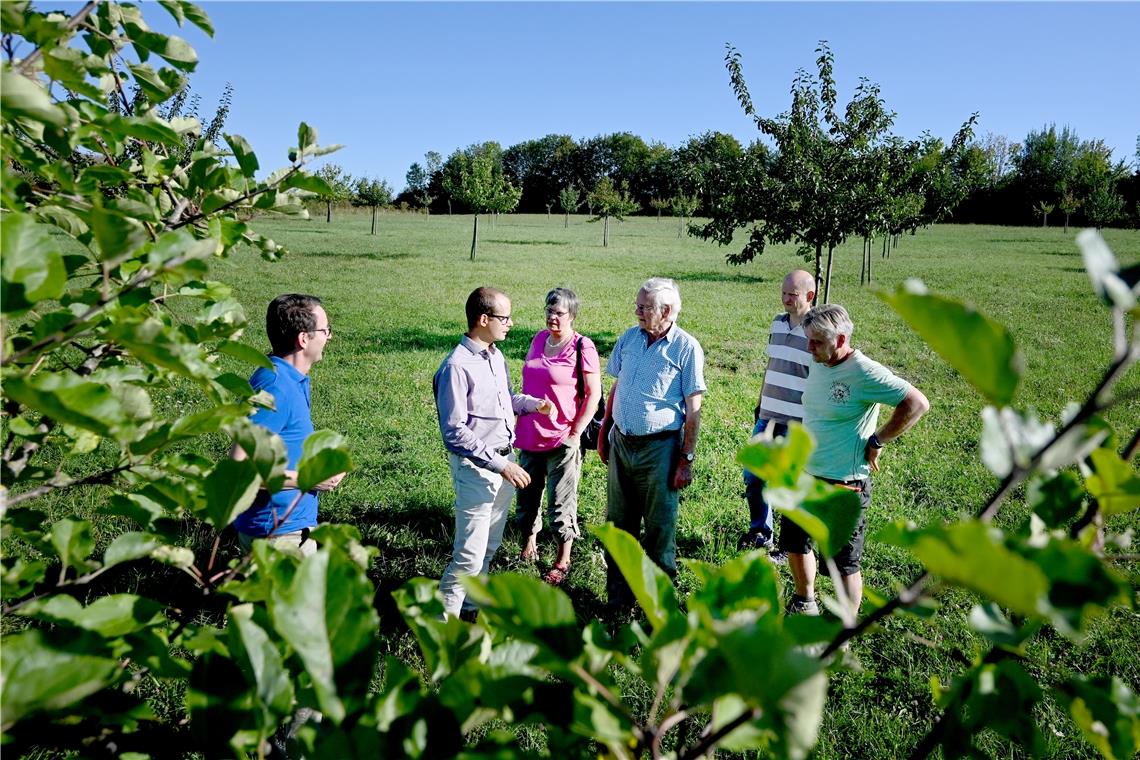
[2,3,1138,758]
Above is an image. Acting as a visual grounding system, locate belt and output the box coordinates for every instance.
[821,477,865,493]
[616,427,677,442]
[494,446,512,456]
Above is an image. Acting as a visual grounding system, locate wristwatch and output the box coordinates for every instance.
[683,451,695,463]
[868,433,884,449]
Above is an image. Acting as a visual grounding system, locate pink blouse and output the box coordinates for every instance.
[514,330,600,451]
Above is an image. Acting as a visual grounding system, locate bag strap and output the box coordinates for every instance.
[574,336,585,401]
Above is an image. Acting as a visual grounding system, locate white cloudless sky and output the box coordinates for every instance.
[123,1,1140,191]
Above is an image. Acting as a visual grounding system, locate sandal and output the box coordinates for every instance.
[519,547,539,564]
[542,563,571,586]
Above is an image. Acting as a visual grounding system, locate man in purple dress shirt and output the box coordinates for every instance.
[433,286,554,620]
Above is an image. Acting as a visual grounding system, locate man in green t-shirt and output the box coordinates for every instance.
[780,304,930,617]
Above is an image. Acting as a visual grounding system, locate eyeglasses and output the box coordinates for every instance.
[486,313,512,324]
[544,308,569,318]
[635,304,658,314]
[310,327,333,337]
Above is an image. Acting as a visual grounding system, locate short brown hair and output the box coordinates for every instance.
[266,294,322,355]
[465,286,506,329]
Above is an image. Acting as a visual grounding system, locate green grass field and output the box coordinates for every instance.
[193,211,1139,758]
[21,210,1133,757]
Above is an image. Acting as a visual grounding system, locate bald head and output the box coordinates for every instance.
[781,270,816,321]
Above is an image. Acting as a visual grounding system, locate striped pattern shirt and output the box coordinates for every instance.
[758,314,811,423]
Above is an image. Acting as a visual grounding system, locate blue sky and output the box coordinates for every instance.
[135,2,1138,191]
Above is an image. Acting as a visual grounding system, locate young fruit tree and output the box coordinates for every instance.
[353,176,393,234]
[441,143,521,260]
[558,184,582,228]
[313,162,353,222]
[587,176,639,247]
[695,42,977,304]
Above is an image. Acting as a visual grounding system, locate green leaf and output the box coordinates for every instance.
[297,122,317,151]
[687,551,781,624]
[296,429,353,493]
[1,69,69,127]
[1086,448,1140,516]
[223,133,259,178]
[103,532,162,569]
[122,113,184,147]
[967,603,1039,649]
[1077,229,1137,311]
[765,475,861,559]
[592,523,678,630]
[216,340,273,370]
[49,518,95,578]
[263,544,380,724]
[979,406,1054,478]
[282,171,332,196]
[198,457,261,529]
[228,603,294,721]
[20,593,165,637]
[463,573,583,660]
[880,280,1023,406]
[0,629,121,727]
[1058,675,1140,760]
[1,213,67,313]
[883,520,1048,617]
[181,1,215,36]
[1024,537,1131,637]
[1028,471,1085,528]
[127,62,179,102]
[736,423,814,489]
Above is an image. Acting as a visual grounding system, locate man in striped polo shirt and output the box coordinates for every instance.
[738,270,816,559]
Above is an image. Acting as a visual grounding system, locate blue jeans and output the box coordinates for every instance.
[742,419,789,544]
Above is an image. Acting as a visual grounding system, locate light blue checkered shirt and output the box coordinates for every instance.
[606,323,707,436]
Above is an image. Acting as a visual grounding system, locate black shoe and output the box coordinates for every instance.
[767,548,788,565]
[737,528,774,551]
[458,608,479,624]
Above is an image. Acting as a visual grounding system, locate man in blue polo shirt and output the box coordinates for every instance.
[232,293,344,556]
[599,277,706,609]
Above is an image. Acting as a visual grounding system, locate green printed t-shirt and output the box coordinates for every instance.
[802,349,911,482]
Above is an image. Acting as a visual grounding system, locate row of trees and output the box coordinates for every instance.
[383,115,1137,237]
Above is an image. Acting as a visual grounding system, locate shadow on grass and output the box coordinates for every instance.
[485,239,570,246]
[666,270,770,285]
[304,250,417,261]
[374,327,462,354]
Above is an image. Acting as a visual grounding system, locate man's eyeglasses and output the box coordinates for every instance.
[486,313,512,324]
[635,304,658,314]
[310,327,333,337]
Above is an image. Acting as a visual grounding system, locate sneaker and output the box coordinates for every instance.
[785,595,820,616]
[736,529,774,551]
[767,548,788,565]
[458,608,479,624]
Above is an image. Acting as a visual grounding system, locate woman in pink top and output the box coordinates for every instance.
[514,287,602,585]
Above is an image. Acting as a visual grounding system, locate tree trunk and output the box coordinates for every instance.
[564,212,569,229]
[370,206,376,235]
[812,243,822,305]
[1041,211,1046,227]
[326,200,331,223]
[860,237,868,286]
[678,214,684,239]
[823,243,835,304]
[867,238,873,284]
[882,234,888,259]
[448,199,452,216]
[470,214,479,261]
[1064,212,1070,233]
[603,215,609,247]
[657,208,662,220]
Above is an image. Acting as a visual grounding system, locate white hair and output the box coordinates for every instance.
[803,304,853,340]
[640,277,681,319]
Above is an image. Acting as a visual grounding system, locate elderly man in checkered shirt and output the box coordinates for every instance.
[598,277,707,610]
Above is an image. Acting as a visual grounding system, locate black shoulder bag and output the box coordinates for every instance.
[575,337,605,452]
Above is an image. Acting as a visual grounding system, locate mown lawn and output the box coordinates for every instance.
[197,211,1138,758]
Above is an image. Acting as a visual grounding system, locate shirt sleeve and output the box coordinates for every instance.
[858,357,911,406]
[248,370,288,434]
[681,339,708,398]
[606,331,626,378]
[581,336,601,375]
[434,363,500,472]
